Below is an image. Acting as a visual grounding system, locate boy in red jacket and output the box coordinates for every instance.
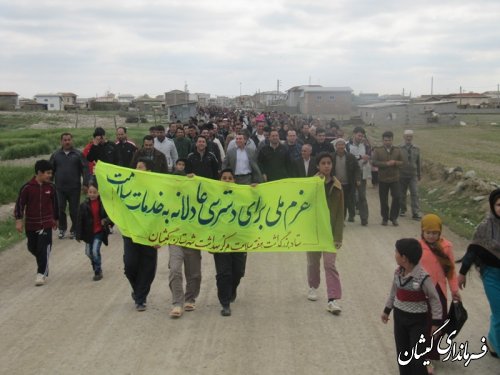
[15,160,59,286]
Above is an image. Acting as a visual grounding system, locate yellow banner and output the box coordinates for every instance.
[95,162,334,252]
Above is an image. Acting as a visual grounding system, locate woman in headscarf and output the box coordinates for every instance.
[458,188,500,358]
[419,214,461,373]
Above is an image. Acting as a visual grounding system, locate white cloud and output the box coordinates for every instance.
[1,0,500,97]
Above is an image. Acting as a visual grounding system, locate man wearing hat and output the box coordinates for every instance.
[399,130,422,220]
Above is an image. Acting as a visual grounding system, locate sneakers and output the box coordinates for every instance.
[347,217,355,223]
[221,305,232,317]
[69,231,75,240]
[307,288,318,301]
[136,303,147,312]
[327,300,342,315]
[93,271,103,281]
[58,230,65,239]
[412,214,422,220]
[391,220,399,226]
[35,273,45,286]
[399,211,406,217]
[381,220,388,226]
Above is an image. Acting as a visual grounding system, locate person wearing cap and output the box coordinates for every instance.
[418,214,460,370]
[347,126,371,226]
[458,188,500,358]
[399,130,422,220]
[332,138,360,223]
[371,131,403,226]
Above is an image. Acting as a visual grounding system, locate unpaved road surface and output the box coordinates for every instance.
[1,188,498,375]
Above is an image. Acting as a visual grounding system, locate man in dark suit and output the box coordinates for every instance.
[293,144,317,177]
[222,132,262,184]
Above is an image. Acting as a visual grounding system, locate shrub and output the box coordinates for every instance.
[1,142,52,160]
[0,166,34,204]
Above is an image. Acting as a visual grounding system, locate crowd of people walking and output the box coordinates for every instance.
[13,107,499,374]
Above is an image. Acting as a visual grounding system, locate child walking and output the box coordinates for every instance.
[76,181,111,281]
[15,160,59,286]
[381,238,443,375]
[306,152,344,314]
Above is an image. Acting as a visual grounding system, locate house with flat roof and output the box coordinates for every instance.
[0,92,19,110]
[34,94,63,111]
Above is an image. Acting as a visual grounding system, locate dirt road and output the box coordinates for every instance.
[0,187,498,375]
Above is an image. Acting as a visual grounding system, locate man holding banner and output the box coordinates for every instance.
[94,156,336,312]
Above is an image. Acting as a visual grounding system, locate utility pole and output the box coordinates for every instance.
[460,86,462,106]
[431,76,434,95]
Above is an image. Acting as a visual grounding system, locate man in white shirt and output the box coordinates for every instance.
[154,125,178,173]
[223,132,262,185]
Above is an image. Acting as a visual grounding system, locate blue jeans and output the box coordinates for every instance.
[482,266,500,353]
[85,232,103,273]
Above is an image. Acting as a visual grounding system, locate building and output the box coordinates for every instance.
[297,86,353,117]
[34,94,63,111]
[483,91,500,107]
[447,93,490,108]
[0,92,19,110]
[358,100,458,127]
[167,102,198,122]
[254,90,287,106]
[190,93,210,106]
[58,92,77,110]
[117,94,135,103]
[286,85,321,108]
[165,90,189,106]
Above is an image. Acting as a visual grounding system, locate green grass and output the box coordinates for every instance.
[349,122,499,239]
[0,218,23,253]
[0,166,34,204]
[419,185,485,239]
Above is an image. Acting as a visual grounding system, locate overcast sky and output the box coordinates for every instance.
[1,0,499,99]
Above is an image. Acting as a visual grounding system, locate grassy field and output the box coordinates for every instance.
[0,166,34,204]
[358,122,500,239]
[363,123,500,181]
[0,112,154,160]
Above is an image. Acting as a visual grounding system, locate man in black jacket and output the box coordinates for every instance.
[114,127,137,167]
[50,133,89,239]
[186,136,219,179]
[86,127,116,165]
[332,138,361,223]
